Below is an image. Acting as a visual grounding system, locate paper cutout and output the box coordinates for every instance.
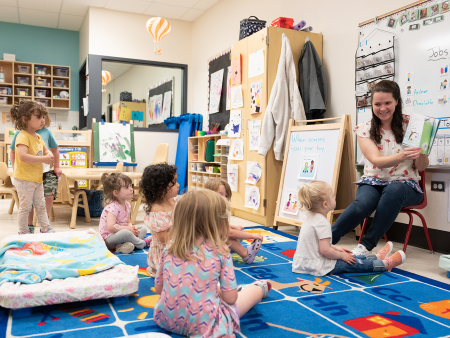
[119,108,131,121]
[298,154,319,180]
[438,94,449,106]
[406,72,414,83]
[226,66,231,110]
[248,120,261,151]
[245,185,260,210]
[229,110,242,137]
[99,123,133,163]
[147,96,155,124]
[217,139,231,146]
[248,49,264,79]
[251,80,263,114]
[231,53,242,85]
[114,107,120,122]
[282,190,299,215]
[230,139,244,160]
[245,161,262,184]
[162,91,172,120]
[209,69,224,114]
[439,78,449,92]
[153,94,163,123]
[227,164,238,192]
[441,64,449,77]
[131,111,144,121]
[231,85,244,109]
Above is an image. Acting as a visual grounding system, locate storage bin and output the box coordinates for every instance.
[0,97,8,105]
[271,17,294,29]
[16,97,31,103]
[54,79,65,87]
[17,76,30,85]
[36,99,48,107]
[0,87,8,95]
[17,65,30,74]
[35,78,47,86]
[35,66,47,75]
[55,68,69,77]
[16,88,29,96]
[35,89,47,98]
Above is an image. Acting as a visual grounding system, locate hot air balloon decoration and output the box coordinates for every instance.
[102,70,112,93]
[146,17,171,55]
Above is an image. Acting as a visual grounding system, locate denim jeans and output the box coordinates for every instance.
[328,255,385,275]
[332,183,423,251]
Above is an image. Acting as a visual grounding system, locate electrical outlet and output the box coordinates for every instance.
[431,181,445,192]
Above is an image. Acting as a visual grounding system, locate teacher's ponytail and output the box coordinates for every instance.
[298,181,332,213]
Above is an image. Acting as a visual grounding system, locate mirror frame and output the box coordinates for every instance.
[79,54,187,132]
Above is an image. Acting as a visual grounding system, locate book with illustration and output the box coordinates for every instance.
[402,113,440,155]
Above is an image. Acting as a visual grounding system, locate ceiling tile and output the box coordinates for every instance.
[159,0,199,7]
[105,0,151,14]
[180,8,203,21]
[18,0,62,13]
[19,8,58,28]
[0,0,17,7]
[193,0,219,11]
[0,5,19,23]
[61,0,108,16]
[58,14,84,31]
[144,2,189,19]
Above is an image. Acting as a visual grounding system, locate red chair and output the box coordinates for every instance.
[358,170,434,254]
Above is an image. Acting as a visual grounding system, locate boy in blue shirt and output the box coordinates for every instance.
[10,116,61,233]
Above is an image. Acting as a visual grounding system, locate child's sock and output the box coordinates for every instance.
[144,237,152,249]
[239,280,272,299]
[28,225,35,234]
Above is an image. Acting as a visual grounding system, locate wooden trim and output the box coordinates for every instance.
[295,117,343,124]
[359,0,433,26]
[274,215,303,227]
[291,124,341,132]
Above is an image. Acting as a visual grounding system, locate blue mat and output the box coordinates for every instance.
[2,227,450,337]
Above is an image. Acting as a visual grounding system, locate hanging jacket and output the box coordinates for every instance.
[298,40,327,120]
[258,34,306,161]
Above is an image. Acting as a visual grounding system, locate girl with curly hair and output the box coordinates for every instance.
[140,163,179,277]
[10,101,55,234]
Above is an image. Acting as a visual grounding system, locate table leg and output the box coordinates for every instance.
[70,193,81,229]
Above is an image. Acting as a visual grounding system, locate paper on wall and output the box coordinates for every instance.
[83,97,89,116]
[153,94,164,124]
[245,185,260,210]
[217,139,231,146]
[248,120,261,151]
[250,80,263,114]
[226,66,231,110]
[298,153,319,180]
[209,69,224,114]
[99,123,133,162]
[231,85,244,109]
[227,163,238,192]
[245,161,262,184]
[282,190,299,216]
[49,113,56,127]
[229,110,242,137]
[147,96,156,124]
[230,138,244,160]
[162,91,172,120]
[248,49,264,79]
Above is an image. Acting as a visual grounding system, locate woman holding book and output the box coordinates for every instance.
[332,80,428,256]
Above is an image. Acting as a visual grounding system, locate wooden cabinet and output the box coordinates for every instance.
[0,60,70,110]
[228,26,323,227]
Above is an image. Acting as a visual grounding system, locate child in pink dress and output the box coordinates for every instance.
[153,189,271,337]
[140,163,179,277]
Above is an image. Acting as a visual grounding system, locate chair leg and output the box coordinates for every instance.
[358,218,369,244]
[410,210,434,254]
[8,195,15,214]
[79,191,91,224]
[131,195,142,225]
[70,193,81,229]
[384,234,389,242]
[403,211,414,253]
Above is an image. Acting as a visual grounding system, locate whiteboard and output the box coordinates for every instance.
[277,129,341,223]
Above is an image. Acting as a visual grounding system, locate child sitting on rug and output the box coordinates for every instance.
[292,181,405,276]
[140,163,179,277]
[205,178,263,263]
[153,189,271,337]
[99,173,150,254]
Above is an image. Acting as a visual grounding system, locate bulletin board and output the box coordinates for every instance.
[207,51,231,131]
[147,78,173,126]
[356,0,450,163]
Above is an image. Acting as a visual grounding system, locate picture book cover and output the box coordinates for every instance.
[403,113,441,155]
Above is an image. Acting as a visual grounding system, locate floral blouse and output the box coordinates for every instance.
[354,115,422,193]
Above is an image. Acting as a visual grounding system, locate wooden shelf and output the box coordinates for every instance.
[15,95,32,98]
[0,83,13,85]
[189,170,221,175]
[48,107,70,110]
[35,86,52,89]
[53,98,69,101]
[15,84,32,88]
[53,76,69,79]
[14,72,32,75]
[54,87,70,90]
[0,95,13,97]
[189,161,221,164]
[189,134,222,139]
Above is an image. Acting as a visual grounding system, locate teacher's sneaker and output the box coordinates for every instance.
[352,244,371,256]
[376,241,393,260]
[116,242,135,254]
[385,250,406,272]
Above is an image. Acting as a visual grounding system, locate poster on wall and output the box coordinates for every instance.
[153,94,163,123]
[147,96,156,125]
[162,91,172,121]
[59,147,88,188]
[98,123,133,163]
[209,69,224,114]
[229,110,242,137]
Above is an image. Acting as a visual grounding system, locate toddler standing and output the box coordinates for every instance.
[140,163,179,277]
[153,190,271,337]
[292,181,405,276]
[99,173,150,254]
[10,101,55,234]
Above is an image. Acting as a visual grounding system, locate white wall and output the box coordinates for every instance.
[87,7,193,112]
[79,11,89,68]
[102,65,182,117]
[134,131,178,172]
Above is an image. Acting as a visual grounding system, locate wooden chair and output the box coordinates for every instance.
[59,173,91,229]
[0,162,19,214]
[358,170,433,253]
[129,144,169,224]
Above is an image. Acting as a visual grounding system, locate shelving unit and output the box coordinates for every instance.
[188,134,225,191]
[0,60,70,110]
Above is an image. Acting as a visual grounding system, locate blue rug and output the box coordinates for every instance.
[2,227,450,337]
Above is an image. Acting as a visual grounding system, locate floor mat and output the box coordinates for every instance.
[2,227,450,337]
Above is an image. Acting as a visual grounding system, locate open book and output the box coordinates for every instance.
[403,113,440,155]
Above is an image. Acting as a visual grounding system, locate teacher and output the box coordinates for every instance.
[332,80,429,256]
